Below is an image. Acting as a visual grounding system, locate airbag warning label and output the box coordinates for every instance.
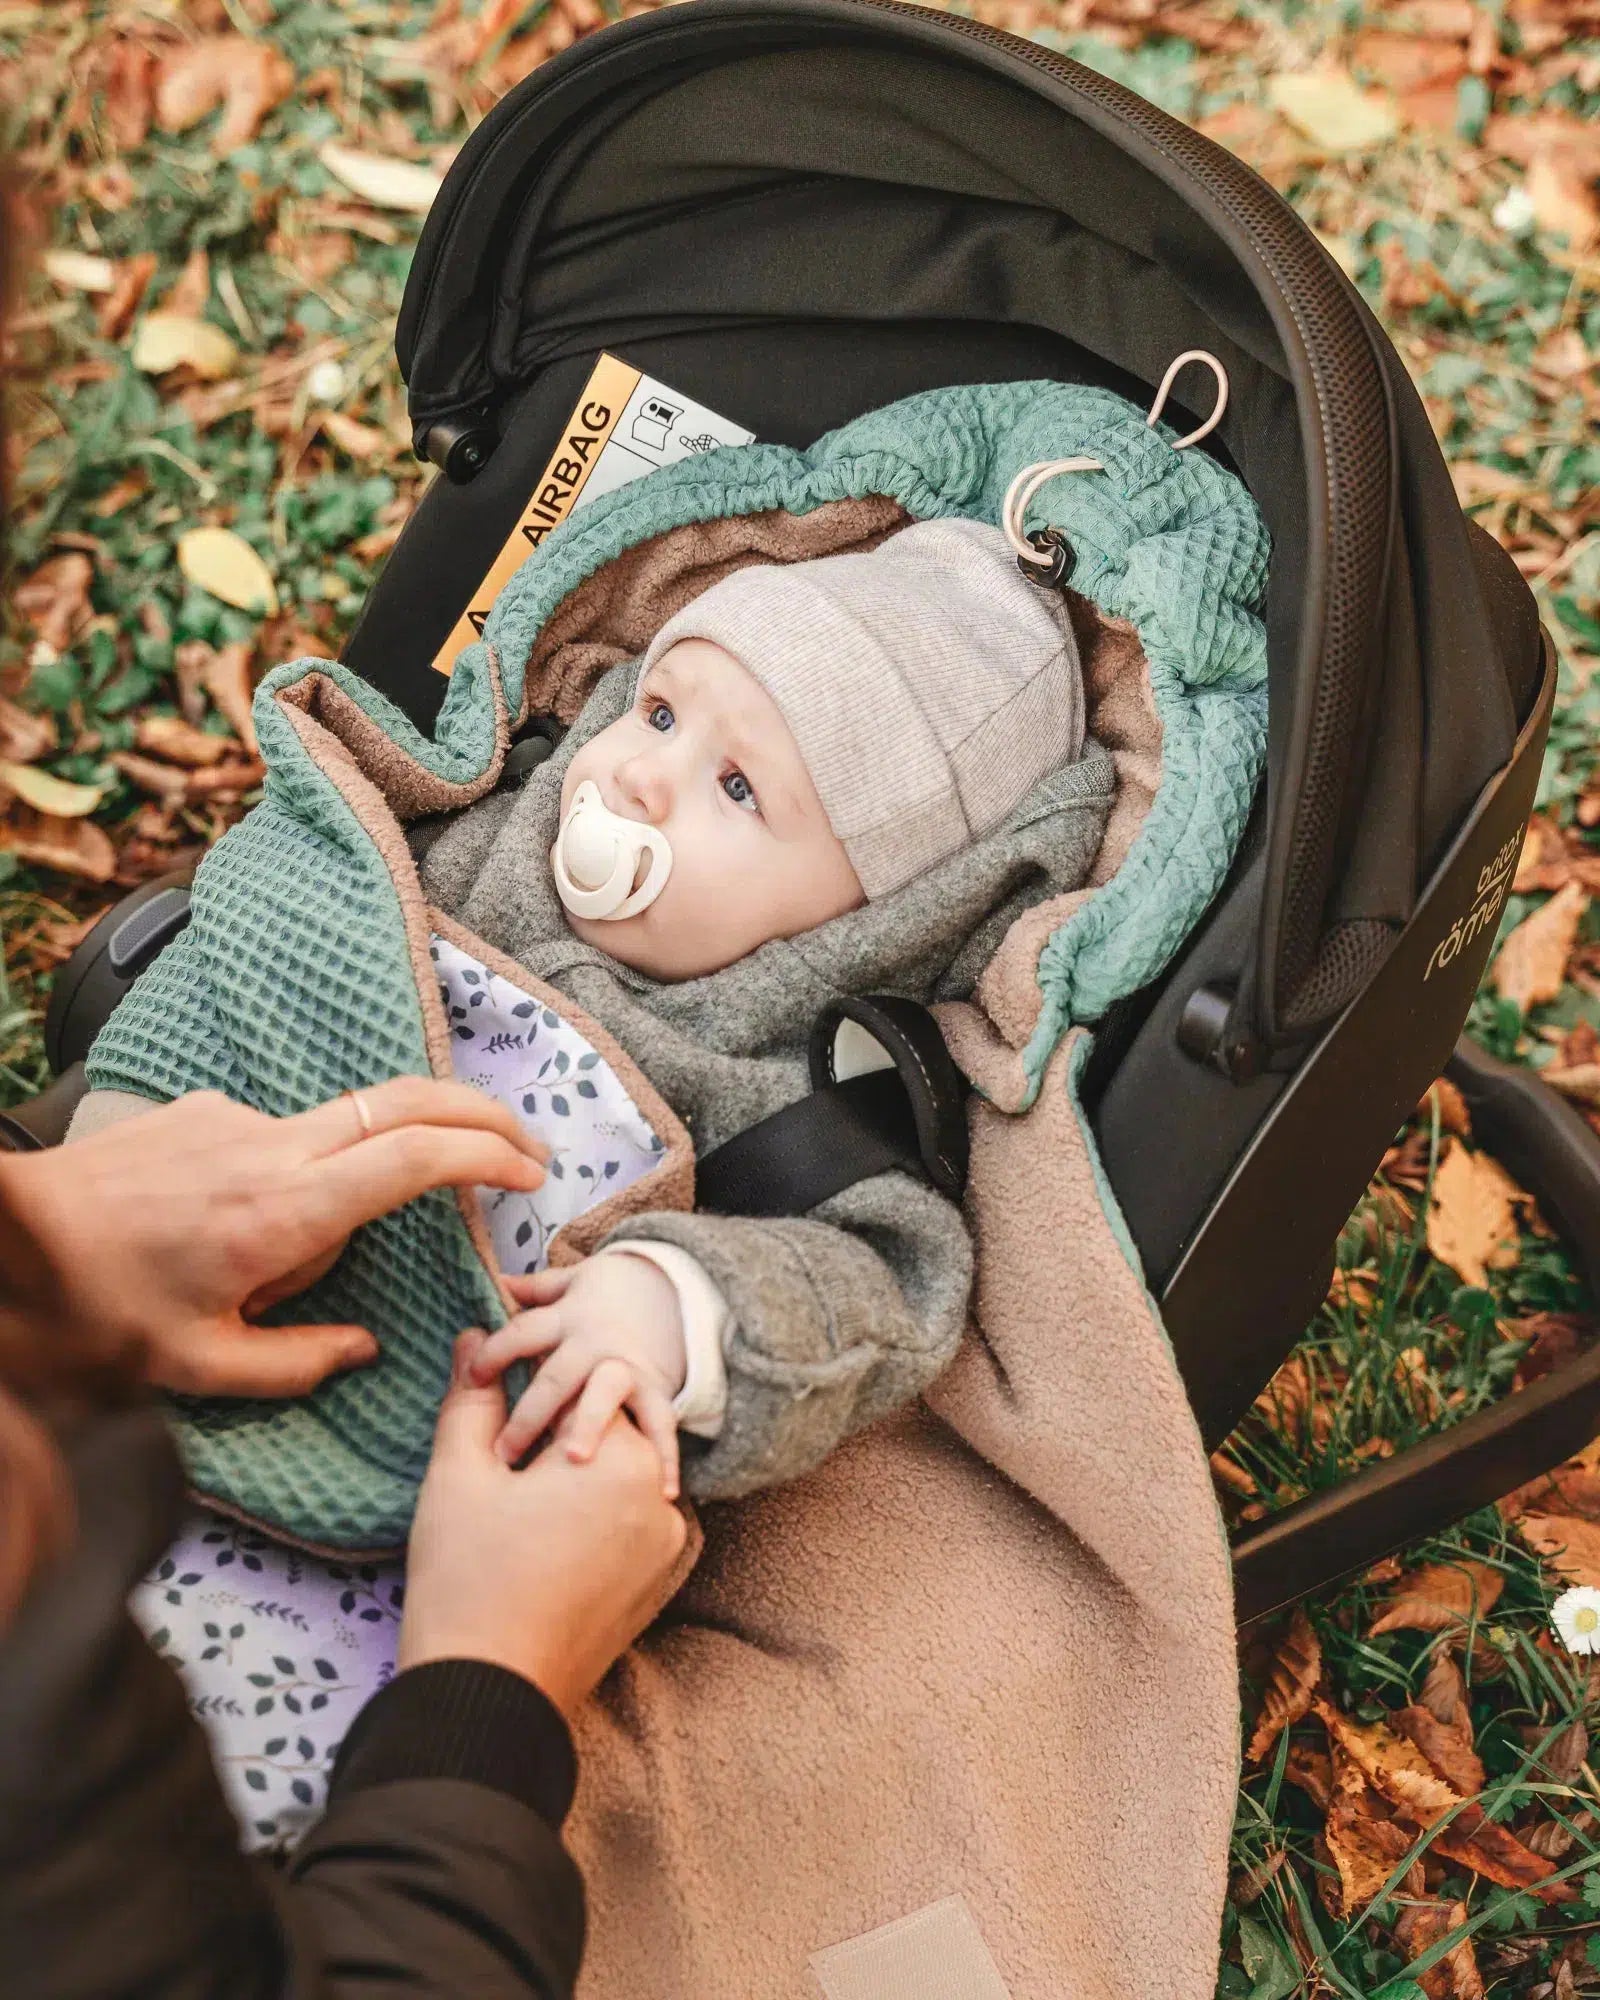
[432,353,754,675]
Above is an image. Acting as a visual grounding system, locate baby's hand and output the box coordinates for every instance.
[471,1255,687,1497]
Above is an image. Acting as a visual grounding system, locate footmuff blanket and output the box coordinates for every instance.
[87,379,1267,2000]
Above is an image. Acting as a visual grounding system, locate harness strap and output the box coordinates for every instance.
[695,996,970,1218]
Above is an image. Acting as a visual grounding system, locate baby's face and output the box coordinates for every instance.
[558,639,864,979]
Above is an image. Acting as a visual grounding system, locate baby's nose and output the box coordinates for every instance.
[616,753,673,823]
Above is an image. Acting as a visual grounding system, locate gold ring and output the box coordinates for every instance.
[348,1087,374,1139]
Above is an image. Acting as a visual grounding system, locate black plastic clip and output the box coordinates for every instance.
[1016,527,1075,591]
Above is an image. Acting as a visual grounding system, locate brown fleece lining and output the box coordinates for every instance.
[278,650,514,821]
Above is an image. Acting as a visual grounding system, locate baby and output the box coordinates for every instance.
[419,514,1118,1500]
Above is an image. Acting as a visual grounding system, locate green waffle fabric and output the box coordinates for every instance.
[86,378,1270,1550]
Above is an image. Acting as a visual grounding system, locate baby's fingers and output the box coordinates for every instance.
[629,1382,681,1501]
[563,1359,640,1469]
[472,1306,564,1385]
[497,1350,584,1463]
[501,1266,573,1311]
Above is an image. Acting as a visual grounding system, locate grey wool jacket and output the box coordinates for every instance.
[419,661,1116,1500]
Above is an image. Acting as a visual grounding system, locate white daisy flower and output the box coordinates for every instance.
[1551,1586,1600,1654]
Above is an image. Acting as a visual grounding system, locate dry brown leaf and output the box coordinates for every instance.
[1426,1140,1525,1288]
[1418,1076,1472,1137]
[0,697,56,766]
[155,35,295,153]
[11,552,93,653]
[1495,881,1589,1013]
[1485,109,1600,175]
[1316,1699,1572,1898]
[1393,1900,1486,2000]
[162,246,211,322]
[1284,1742,1334,1811]
[1351,30,1468,93]
[318,410,392,460]
[0,808,116,883]
[95,252,158,342]
[1371,1560,1504,1636]
[1515,813,1569,891]
[1501,1439,1600,1517]
[201,641,259,754]
[135,715,229,768]
[1325,1801,1422,1914]
[1526,149,1600,249]
[1246,1607,1322,1763]
[1451,459,1532,504]
[1394,1701,1487,1797]
[99,37,159,151]
[1540,1062,1600,1108]
[1519,1512,1600,1587]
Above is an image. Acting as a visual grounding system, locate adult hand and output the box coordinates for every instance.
[0,1080,548,1400]
[400,1328,691,1717]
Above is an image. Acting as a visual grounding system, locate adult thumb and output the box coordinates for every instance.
[192,1321,378,1399]
[430,1329,506,1460]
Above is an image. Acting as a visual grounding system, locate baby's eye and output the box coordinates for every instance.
[645,701,674,733]
[722,769,759,813]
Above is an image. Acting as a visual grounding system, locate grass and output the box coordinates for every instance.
[3,1,1600,1993]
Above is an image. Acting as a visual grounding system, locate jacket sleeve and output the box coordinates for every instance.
[0,1406,585,2000]
[598,1169,973,1499]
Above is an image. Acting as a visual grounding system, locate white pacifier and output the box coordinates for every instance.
[551,780,673,921]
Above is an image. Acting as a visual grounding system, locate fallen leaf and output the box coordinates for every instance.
[1371,1560,1504,1635]
[96,252,158,342]
[1426,1141,1525,1288]
[99,36,158,151]
[135,715,229,768]
[0,808,116,883]
[1509,1311,1593,1391]
[1284,1742,1334,1811]
[1484,110,1600,177]
[1268,67,1401,151]
[0,762,102,818]
[176,528,279,615]
[42,249,116,294]
[1540,1062,1600,1108]
[0,698,56,765]
[201,640,259,754]
[1501,1435,1600,1516]
[1351,30,1468,94]
[1495,881,1589,1014]
[132,311,239,382]
[1325,1800,1422,1914]
[1395,1700,1487,1797]
[155,35,295,153]
[1450,460,1532,504]
[1393,1900,1486,2000]
[162,246,211,322]
[1518,1512,1600,1587]
[1315,1699,1573,1899]
[318,142,444,214]
[317,410,392,460]
[1526,150,1600,249]
[1246,1607,1322,1762]
[11,552,93,653]
[1418,1076,1472,1137]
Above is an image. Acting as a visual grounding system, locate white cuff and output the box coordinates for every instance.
[592,1241,730,1439]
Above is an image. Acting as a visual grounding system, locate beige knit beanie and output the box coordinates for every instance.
[635,516,1085,900]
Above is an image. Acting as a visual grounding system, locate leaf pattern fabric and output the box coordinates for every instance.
[431,931,666,1276]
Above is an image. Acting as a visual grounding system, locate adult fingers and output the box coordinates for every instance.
[429,1330,506,1459]
[501,1267,573,1310]
[562,1360,639,1468]
[154,1320,379,1399]
[496,1350,587,1464]
[471,1306,565,1384]
[628,1381,682,1501]
[290,1077,551,1165]
[291,1126,546,1247]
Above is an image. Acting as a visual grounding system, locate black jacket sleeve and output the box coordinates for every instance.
[0,1405,585,1999]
